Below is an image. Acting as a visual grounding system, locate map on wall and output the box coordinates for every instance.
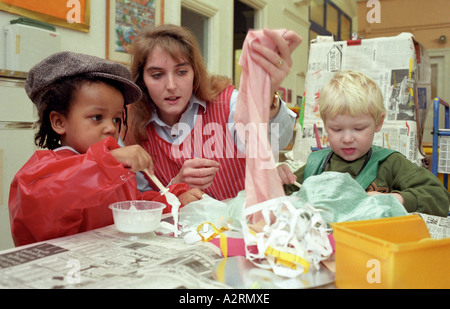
[113,0,156,54]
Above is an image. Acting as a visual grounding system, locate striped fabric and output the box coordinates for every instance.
[142,85,246,200]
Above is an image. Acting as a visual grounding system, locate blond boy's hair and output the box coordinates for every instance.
[319,70,385,125]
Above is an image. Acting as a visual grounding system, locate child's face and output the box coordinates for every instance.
[142,45,195,126]
[52,82,124,154]
[324,112,384,162]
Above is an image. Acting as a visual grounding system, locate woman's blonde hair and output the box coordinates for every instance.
[319,70,385,125]
[127,24,232,144]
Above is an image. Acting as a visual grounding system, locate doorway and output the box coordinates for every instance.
[423,49,450,145]
[181,6,209,64]
[233,1,255,87]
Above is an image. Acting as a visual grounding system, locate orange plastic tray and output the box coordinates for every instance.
[332,215,450,288]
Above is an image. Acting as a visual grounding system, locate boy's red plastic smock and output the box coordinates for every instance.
[9,137,189,246]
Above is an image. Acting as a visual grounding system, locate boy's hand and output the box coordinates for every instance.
[110,145,154,173]
[367,191,404,205]
[277,163,297,185]
[178,188,204,205]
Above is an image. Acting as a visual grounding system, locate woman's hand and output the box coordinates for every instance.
[110,145,154,173]
[172,158,220,190]
[249,28,303,94]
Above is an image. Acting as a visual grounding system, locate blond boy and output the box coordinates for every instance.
[281,70,449,217]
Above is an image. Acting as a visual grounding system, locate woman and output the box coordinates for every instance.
[126,24,302,200]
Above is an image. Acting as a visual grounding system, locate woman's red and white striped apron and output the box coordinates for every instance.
[142,85,246,200]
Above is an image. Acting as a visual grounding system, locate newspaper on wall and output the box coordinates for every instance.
[0,226,229,289]
[289,33,431,167]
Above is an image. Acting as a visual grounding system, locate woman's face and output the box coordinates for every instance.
[142,46,194,126]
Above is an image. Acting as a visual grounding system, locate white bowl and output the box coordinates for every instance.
[109,201,166,234]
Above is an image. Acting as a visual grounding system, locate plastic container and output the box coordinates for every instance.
[109,201,166,234]
[332,215,450,288]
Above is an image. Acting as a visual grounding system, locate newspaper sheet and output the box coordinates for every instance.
[413,212,450,240]
[0,225,229,289]
[0,214,447,289]
[289,33,431,166]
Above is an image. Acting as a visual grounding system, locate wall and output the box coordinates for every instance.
[0,0,322,103]
[165,0,313,106]
[165,0,235,80]
[0,0,108,251]
[357,0,450,144]
[357,0,450,50]
[0,0,362,109]
[0,0,107,68]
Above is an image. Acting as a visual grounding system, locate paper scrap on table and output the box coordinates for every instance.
[162,188,181,237]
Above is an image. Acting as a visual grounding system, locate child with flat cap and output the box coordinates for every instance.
[9,51,203,246]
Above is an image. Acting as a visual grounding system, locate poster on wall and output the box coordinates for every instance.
[106,0,164,65]
[0,0,90,32]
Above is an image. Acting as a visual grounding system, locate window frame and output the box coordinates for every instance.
[309,0,352,42]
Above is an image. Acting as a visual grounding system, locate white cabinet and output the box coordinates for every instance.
[0,75,37,250]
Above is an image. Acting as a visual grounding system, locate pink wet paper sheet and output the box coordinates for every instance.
[234,30,287,223]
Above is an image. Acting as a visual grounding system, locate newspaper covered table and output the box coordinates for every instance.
[0,213,447,289]
[0,225,228,289]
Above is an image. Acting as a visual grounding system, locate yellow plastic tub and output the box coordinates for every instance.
[332,215,450,289]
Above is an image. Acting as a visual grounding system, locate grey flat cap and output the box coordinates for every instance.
[25,51,142,107]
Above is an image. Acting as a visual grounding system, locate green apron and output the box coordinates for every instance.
[304,146,396,190]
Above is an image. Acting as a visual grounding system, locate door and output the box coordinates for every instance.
[0,77,37,250]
